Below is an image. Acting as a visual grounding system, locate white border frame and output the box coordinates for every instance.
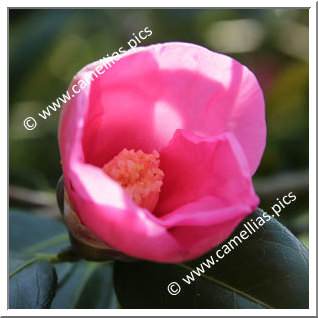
[4,1,316,316]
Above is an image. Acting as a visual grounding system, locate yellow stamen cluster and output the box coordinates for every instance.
[103,149,164,212]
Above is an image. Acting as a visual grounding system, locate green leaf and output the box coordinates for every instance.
[9,252,57,309]
[113,209,309,309]
[51,260,117,309]
[9,210,67,308]
[9,209,117,308]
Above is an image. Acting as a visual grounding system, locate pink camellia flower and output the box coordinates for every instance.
[58,42,266,263]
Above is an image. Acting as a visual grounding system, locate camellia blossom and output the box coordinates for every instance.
[58,42,266,263]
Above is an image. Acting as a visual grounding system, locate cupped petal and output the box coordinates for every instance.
[156,130,259,220]
[166,217,247,262]
[58,86,182,262]
[148,130,259,260]
[65,162,183,262]
[64,160,255,263]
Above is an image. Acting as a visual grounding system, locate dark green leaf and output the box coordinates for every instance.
[9,252,57,309]
[9,210,117,309]
[114,209,309,309]
[51,260,117,309]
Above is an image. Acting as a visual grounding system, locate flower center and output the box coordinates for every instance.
[103,149,164,212]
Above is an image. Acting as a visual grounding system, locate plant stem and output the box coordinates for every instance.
[35,253,63,264]
[10,248,81,279]
[10,253,62,278]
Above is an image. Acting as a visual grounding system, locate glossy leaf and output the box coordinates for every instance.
[9,252,57,309]
[51,260,117,309]
[114,209,309,309]
[10,210,117,309]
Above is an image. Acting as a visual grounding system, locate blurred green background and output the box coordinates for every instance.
[9,9,309,246]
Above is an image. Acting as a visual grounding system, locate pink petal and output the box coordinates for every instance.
[64,159,183,262]
[166,216,246,262]
[156,130,259,219]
